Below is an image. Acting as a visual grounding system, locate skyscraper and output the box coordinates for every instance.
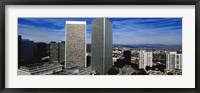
[166,52,176,69]
[65,21,86,68]
[91,18,112,75]
[50,42,59,62]
[175,54,182,69]
[139,50,153,69]
[58,41,65,63]
[166,52,182,69]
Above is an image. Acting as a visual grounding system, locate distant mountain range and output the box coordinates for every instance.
[113,44,182,49]
[87,44,182,50]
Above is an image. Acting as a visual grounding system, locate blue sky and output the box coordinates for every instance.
[18,18,182,45]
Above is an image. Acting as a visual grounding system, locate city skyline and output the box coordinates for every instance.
[18,18,182,45]
[18,18,182,75]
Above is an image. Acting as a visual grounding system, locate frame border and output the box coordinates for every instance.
[0,0,200,93]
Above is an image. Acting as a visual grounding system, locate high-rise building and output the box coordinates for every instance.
[21,39,34,61]
[35,42,47,59]
[20,38,38,66]
[166,52,176,69]
[175,54,182,69]
[114,50,131,68]
[65,21,86,68]
[91,18,112,75]
[18,35,22,68]
[50,42,59,62]
[139,50,153,69]
[166,52,182,69]
[123,50,131,63]
[18,62,63,75]
[58,41,65,63]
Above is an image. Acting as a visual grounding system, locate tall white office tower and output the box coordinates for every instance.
[65,21,86,68]
[139,50,153,69]
[166,52,182,69]
[91,18,112,75]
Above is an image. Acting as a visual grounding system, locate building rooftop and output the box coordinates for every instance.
[19,61,63,73]
[55,66,96,75]
[66,21,86,24]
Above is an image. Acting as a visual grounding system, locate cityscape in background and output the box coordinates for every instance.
[18,18,182,75]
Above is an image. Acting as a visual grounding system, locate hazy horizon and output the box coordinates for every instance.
[19,37,182,46]
[18,18,182,45]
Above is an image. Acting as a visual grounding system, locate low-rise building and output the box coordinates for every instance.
[18,62,63,75]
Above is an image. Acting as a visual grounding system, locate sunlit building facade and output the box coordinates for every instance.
[166,52,182,69]
[65,21,86,68]
[139,51,153,69]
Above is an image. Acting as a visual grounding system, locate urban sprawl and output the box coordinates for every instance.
[18,18,182,75]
